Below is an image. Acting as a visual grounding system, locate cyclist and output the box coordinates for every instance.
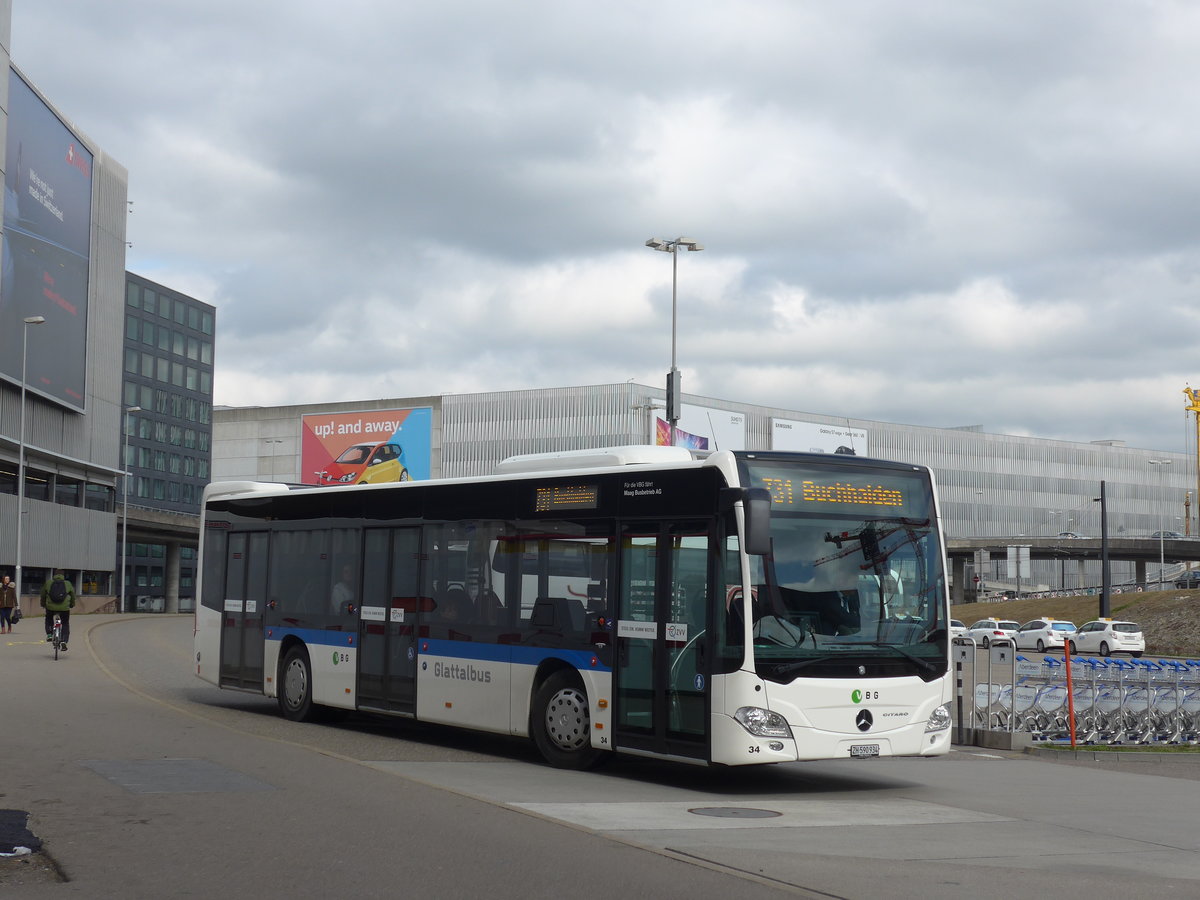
[41,570,76,651]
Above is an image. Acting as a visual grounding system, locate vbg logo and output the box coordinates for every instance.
[851,689,862,703]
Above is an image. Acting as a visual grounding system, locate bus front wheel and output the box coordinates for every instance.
[279,646,316,722]
[530,671,604,770]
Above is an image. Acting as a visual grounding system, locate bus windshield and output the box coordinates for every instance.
[736,455,948,682]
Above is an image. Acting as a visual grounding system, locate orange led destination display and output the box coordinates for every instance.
[534,483,600,512]
[762,478,903,508]
[743,460,930,519]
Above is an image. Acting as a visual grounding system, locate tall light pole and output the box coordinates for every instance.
[645,236,702,446]
[120,405,141,613]
[264,438,284,480]
[1149,458,1172,588]
[15,315,46,604]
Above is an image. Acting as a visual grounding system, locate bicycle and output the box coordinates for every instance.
[50,613,63,660]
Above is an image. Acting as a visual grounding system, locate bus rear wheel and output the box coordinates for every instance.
[531,671,604,770]
[279,646,316,722]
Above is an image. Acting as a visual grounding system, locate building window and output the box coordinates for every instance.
[126,315,139,339]
[123,382,139,406]
[125,349,139,374]
[186,367,198,391]
[158,294,172,319]
[126,282,140,307]
[157,328,170,352]
[142,320,155,345]
[173,332,184,356]
[201,311,213,334]
[85,483,114,512]
[55,477,82,507]
[200,341,213,364]
[174,304,185,325]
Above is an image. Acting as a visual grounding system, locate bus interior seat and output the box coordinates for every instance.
[585,581,606,613]
[531,596,585,632]
[436,586,474,622]
[478,588,503,623]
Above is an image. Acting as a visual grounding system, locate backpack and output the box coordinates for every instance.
[49,580,67,603]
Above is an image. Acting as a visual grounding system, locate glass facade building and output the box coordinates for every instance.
[122,272,216,611]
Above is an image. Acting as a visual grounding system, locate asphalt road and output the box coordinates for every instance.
[3,614,1200,898]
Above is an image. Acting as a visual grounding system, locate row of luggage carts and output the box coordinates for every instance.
[972,655,1200,745]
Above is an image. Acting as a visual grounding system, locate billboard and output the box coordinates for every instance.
[300,407,433,486]
[654,404,746,450]
[1,68,94,410]
[771,417,867,455]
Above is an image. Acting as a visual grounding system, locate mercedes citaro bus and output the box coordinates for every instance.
[195,445,953,768]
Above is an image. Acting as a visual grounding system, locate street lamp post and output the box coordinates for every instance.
[1149,458,1172,589]
[645,236,703,446]
[120,405,142,613]
[15,315,46,605]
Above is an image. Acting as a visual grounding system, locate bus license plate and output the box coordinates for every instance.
[849,743,880,759]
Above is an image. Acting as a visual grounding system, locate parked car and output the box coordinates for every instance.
[1176,571,1200,589]
[1014,618,1076,653]
[1068,619,1145,657]
[949,619,967,639]
[1057,532,1081,539]
[964,618,1020,648]
[1150,531,1183,540]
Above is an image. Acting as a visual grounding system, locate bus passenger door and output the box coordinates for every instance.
[357,527,420,714]
[614,521,710,760]
[219,531,268,689]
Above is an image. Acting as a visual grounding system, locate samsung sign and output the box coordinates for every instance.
[1,68,94,411]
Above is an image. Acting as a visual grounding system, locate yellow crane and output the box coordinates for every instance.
[1183,387,1200,536]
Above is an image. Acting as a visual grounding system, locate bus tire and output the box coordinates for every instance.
[279,645,316,722]
[530,670,604,770]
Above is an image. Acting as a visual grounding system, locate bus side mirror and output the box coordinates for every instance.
[743,488,772,556]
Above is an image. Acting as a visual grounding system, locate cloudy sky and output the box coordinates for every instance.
[12,1,1200,451]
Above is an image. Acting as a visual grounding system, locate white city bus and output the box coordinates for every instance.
[195,445,953,768]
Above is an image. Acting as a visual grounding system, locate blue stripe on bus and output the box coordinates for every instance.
[418,639,612,673]
[262,629,611,673]
[266,626,357,648]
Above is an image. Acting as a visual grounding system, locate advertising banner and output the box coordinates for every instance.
[300,407,432,486]
[771,418,867,455]
[654,404,746,450]
[1,69,94,410]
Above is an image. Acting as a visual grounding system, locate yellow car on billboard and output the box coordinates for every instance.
[318,441,410,485]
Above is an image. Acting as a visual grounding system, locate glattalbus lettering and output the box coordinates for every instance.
[433,661,493,683]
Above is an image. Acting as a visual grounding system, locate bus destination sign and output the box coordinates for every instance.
[742,460,929,518]
[534,483,600,512]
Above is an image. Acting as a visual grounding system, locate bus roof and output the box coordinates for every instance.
[496,444,695,475]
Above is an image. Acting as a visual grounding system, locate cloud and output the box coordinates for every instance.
[13,0,1200,451]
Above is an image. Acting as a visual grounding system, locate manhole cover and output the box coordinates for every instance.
[687,807,782,819]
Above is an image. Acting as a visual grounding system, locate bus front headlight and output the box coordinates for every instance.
[734,706,792,739]
[925,703,952,733]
